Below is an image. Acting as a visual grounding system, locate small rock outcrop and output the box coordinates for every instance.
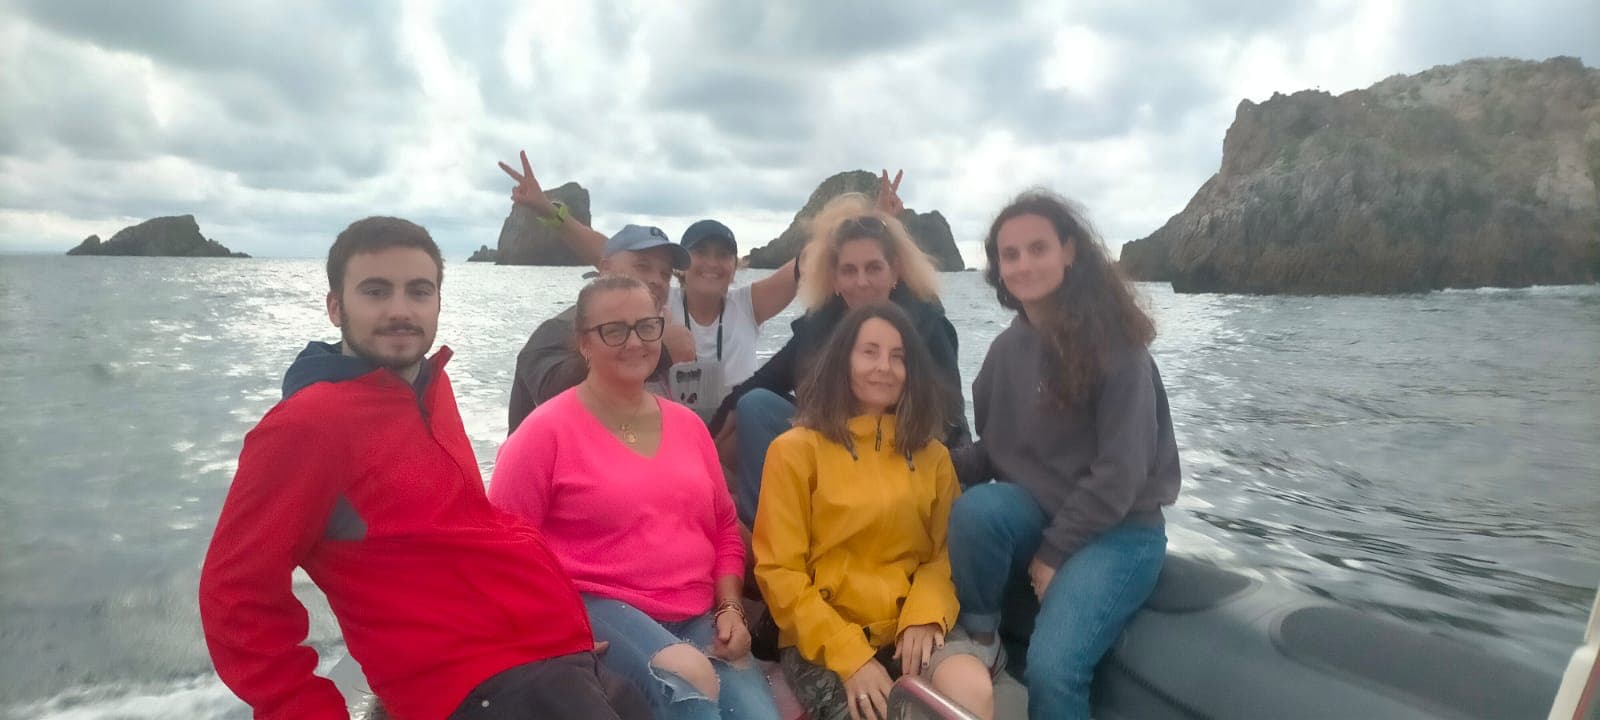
[466,245,498,262]
[745,171,966,271]
[66,215,247,257]
[493,182,592,265]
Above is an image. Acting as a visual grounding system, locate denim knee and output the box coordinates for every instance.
[708,655,781,719]
[1023,639,1092,690]
[646,664,720,720]
[734,389,795,526]
[735,388,791,426]
[652,665,713,700]
[949,482,1041,544]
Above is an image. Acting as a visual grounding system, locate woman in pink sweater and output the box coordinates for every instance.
[490,275,778,720]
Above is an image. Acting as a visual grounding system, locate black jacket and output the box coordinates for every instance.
[711,285,970,448]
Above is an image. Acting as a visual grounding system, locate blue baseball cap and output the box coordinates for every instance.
[680,219,737,254]
[604,224,690,270]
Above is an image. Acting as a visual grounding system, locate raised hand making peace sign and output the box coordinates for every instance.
[496,150,608,267]
[498,150,559,219]
[875,168,905,216]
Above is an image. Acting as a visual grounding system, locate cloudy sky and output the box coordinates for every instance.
[1,0,1595,265]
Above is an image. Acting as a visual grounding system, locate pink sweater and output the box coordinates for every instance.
[489,388,744,621]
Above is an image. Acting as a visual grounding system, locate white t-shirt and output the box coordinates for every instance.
[667,284,761,387]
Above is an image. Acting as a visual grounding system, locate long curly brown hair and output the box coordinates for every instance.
[983,190,1154,408]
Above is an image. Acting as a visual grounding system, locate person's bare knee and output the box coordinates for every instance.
[650,644,720,701]
[931,655,995,720]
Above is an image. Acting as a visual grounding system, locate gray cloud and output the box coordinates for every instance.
[430,0,532,120]
[942,3,1335,145]
[657,132,724,174]
[5,0,420,185]
[168,116,395,185]
[689,0,1005,62]
[14,0,415,112]
[640,0,1031,148]
[951,34,1100,142]
[1071,2,1315,42]
[0,0,1592,260]
[596,172,716,217]
[0,28,161,161]
[652,66,818,141]
[1389,0,1600,70]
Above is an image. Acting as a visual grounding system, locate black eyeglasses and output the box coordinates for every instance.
[583,317,666,346]
[836,215,888,240]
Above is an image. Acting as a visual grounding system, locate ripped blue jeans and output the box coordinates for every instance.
[582,596,779,720]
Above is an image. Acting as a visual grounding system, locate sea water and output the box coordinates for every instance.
[1,256,1595,718]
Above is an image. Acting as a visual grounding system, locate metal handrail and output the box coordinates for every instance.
[886,675,981,720]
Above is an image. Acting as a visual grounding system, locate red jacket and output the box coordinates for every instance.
[200,343,592,720]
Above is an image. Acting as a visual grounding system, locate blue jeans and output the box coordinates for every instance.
[733,389,796,527]
[582,596,779,720]
[947,482,1167,720]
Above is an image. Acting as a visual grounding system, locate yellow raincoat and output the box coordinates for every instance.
[753,414,961,678]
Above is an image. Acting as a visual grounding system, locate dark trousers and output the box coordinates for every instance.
[447,652,651,720]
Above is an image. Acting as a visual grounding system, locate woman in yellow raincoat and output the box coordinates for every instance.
[753,302,994,720]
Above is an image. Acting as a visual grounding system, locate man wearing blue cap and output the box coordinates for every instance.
[499,152,799,432]
[506,222,690,433]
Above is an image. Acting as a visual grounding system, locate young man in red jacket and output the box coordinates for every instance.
[199,217,648,720]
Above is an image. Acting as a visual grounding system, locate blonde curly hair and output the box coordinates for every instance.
[797,193,941,310]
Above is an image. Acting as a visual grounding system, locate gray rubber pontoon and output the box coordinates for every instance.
[1082,554,1562,720]
[332,553,1566,720]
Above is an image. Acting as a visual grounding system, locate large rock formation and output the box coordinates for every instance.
[746,171,966,271]
[66,215,247,257]
[1121,57,1600,294]
[494,182,593,265]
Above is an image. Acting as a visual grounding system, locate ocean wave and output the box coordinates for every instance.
[4,676,245,720]
[1433,284,1600,297]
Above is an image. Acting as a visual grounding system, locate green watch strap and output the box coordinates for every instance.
[535,202,570,228]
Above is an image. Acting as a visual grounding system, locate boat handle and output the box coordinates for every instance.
[886,675,981,720]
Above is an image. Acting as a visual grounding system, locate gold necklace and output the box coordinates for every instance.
[584,385,646,445]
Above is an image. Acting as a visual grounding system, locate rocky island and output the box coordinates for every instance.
[66,215,248,258]
[1120,57,1600,294]
[492,182,594,266]
[744,170,966,271]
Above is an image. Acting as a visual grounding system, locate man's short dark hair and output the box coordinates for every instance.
[327,216,444,293]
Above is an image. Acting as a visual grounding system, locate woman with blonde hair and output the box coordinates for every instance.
[709,179,969,528]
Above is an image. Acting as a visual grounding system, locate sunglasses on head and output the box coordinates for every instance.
[583,316,665,347]
[835,215,888,240]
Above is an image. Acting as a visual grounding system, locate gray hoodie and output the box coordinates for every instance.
[953,314,1180,567]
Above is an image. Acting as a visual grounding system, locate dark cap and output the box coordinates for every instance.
[680,219,736,254]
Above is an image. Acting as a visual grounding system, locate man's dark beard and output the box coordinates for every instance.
[339,309,428,371]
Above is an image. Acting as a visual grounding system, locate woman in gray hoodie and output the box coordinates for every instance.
[948,190,1180,720]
